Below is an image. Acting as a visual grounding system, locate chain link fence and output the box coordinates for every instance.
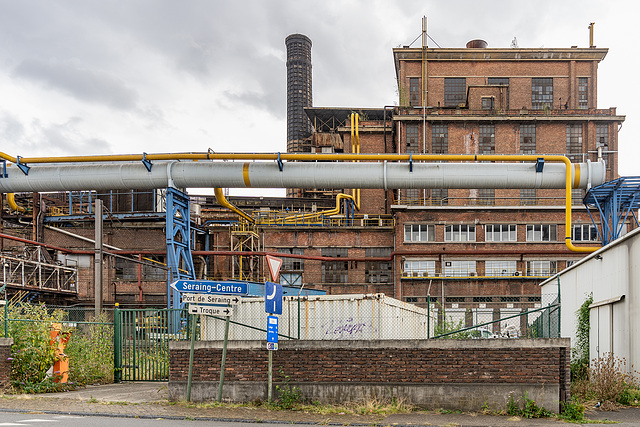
[198,292,561,341]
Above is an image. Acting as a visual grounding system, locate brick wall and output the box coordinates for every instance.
[0,338,12,390]
[169,338,570,411]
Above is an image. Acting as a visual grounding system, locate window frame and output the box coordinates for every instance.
[444,224,476,242]
[526,224,557,242]
[485,224,517,242]
[444,77,466,107]
[404,224,435,242]
[531,77,553,110]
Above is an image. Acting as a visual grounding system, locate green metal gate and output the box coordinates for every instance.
[114,307,189,381]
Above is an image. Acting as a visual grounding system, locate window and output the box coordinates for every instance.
[526,224,557,242]
[573,224,599,242]
[409,77,421,107]
[430,188,449,206]
[478,124,495,154]
[477,189,495,206]
[485,260,517,276]
[572,189,583,206]
[406,124,420,153]
[578,77,588,109]
[566,124,583,163]
[527,260,557,276]
[431,124,448,154]
[485,224,517,242]
[403,259,436,277]
[404,224,435,242]
[531,78,553,110]
[406,297,418,303]
[115,257,166,281]
[365,248,392,283]
[520,189,536,206]
[597,124,609,149]
[482,97,494,110]
[322,248,348,283]
[278,248,304,271]
[488,77,509,108]
[520,124,536,154]
[444,77,466,107]
[443,260,476,277]
[445,224,476,242]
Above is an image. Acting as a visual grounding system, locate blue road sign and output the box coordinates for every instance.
[265,281,283,315]
[170,280,248,295]
[267,315,278,343]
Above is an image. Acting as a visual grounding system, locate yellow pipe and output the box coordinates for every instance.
[214,188,255,223]
[278,192,356,223]
[355,114,361,210]
[0,148,598,252]
[7,193,27,213]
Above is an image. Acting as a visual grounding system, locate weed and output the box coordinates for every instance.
[274,368,302,410]
[505,392,552,419]
[589,353,639,405]
[559,398,586,422]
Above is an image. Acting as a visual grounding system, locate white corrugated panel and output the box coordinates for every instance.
[200,293,429,341]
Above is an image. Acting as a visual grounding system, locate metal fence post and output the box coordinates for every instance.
[427,295,430,339]
[113,304,122,383]
[557,276,561,338]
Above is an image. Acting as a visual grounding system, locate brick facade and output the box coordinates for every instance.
[0,338,12,390]
[169,338,571,411]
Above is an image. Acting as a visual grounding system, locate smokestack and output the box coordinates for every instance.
[285,34,313,153]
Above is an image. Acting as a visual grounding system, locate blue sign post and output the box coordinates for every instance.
[265,281,283,315]
[267,315,278,350]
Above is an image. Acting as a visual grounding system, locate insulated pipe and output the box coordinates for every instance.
[0,159,604,192]
[0,152,605,252]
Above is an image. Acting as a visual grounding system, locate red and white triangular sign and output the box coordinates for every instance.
[266,255,283,281]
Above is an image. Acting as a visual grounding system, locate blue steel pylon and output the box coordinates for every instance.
[165,187,196,310]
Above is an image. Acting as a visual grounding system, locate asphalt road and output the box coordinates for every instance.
[0,411,310,427]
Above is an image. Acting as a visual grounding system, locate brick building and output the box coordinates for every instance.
[0,35,627,324]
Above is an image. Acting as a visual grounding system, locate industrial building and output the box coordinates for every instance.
[0,25,631,333]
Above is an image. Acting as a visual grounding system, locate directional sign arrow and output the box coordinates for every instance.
[170,280,248,295]
[189,304,234,317]
[181,293,242,305]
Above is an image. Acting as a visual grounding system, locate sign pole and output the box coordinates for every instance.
[267,349,273,402]
[217,313,230,402]
[186,313,197,402]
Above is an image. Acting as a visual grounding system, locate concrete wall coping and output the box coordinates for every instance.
[170,338,570,351]
[0,338,13,346]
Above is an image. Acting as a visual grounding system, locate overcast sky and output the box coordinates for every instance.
[0,0,637,196]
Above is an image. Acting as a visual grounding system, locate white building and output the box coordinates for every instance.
[540,227,640,371]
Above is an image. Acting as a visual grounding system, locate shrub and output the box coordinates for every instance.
[589,353,636,404]
[8,303,64,387]
[559,398,586,422]
[64,312,114,385]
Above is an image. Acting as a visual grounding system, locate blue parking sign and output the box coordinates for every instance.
[265,281,283,315]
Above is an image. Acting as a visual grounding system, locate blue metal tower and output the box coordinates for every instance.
[583,177,640,245]
[165,187,196,309]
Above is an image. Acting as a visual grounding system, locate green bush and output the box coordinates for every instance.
[8,303,64,387]
[559,398,586,422]
[6,303,115,392]
[64,312,114,385]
